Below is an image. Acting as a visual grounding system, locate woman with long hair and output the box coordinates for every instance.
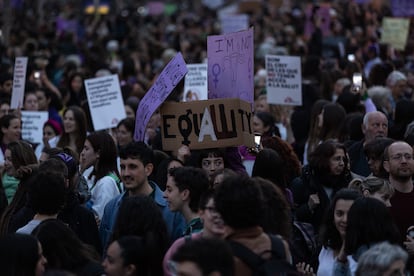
[57,106,87,156]
[81,131,121,222]
[0,114,22,168]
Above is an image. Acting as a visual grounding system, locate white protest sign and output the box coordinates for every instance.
[84,74,126,131]
[220,14,249,34]
[11,57,28,109]
[183,64,208,102]
[266,55,302,106]
[21,111,48,144]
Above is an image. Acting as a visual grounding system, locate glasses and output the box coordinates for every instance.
[388,154,413,161]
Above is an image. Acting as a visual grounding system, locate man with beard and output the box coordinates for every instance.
[383,141,414,239]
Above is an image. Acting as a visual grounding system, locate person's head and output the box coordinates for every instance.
[209,168,237,190]
[320,188,362,250]
[116,118,135,147]
[345,197,401,255]
[28,170,66,215]
[254,177,292,239]
[32,219,98,271]
[43,119,62,142]
[215,174,264,230]
[349,176,394,207]
[164,166,209,213]
[318,103,346,140]
[362,111,388,143]
[252,148,287,189]
[35,87,52,111]
[309,139,349,176]
[62,106,87,135]
[198,148,226,179]
[0,73,13,95]
[81,131,119,182]
[252,111,276,136]
[23,90,39,111]
[154,157,184,191]
[356,242,407,276]
[0,99,10,119]
[103,235,163,276]
[4,140,37,176]
[364,137,394,177]
[39,147,63,163]
[254,94,269,113]
[383,141,414,183]
[0,233,46,276]
[69,72,84,93]
[124,97,139,120]
[198,190,225,238]
[386,71,407,99]
[171,238,234,276]
[49,151,79,189]
[110,195,169,248]
[119,142,154,194]
[0,114,21,144]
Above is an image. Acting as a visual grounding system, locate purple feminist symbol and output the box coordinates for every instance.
[212,63,221,88]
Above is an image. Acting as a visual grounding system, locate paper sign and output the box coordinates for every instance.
[134,52,188,141]
[202,0,224,10]
[391,0,414,17]
[220,14,249,34]
[380,17,410,50]
[183,64,208,102]
[266,55,302,106]
[160,98,254,150]
[11,57,28,109]
[84,74,126,131]
[21,111,48,144]
[207,28,254,105]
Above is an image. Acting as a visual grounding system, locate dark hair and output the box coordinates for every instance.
[171,238,234,276]
[86,131,120,183]
[168,167,209,212]
[111,196,169,276]
[344,197,401,255]
[119,141,154,166]
[252,148,286,189]
[50,152,77,180]
[319,103,346,141]
[32,220,99,271]
[0,114,20,142]
[254,177,292,239]
[57,106,87,154]
[214,174,264,229]
[306,99,331,161]
[197,148,226,168]
[319,188,362,250]
[7,140,38,171]
[309,140,349,175]
[117,117,135,133]
[254,111,277,137]
[155,157,183,191]
[0,233,41,276]
[115,235,164,276]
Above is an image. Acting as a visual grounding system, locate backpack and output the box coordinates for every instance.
[228,234,300,276]
[290,221,319,269]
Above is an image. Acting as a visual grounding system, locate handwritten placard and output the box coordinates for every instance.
[84,74,126,131]
[391,0,414,17]
[134,52,188,141]
[266,55,302,106]
[11,57,28,109]
[160,98,254,150]
[207,28,254,105]
[21,111,48,144]
[380,17,410,50]
[183,64,208,102]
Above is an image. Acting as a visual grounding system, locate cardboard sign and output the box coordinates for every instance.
[84,74,126,131]
[160,98,254,150]
[380,17,410,50]
[134,52,188,141]
[266,55,302,106]
[11,57,28,109]
[220,14,249,34]
[183,64,208,102]
[207,28,254,105]
[21,111,48,144]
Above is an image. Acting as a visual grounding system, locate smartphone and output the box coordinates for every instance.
[347,54,355,62]
[254,134,261,146]
[34,71,41,79]
[352,73,362,91]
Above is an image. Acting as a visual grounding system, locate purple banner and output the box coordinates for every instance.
[391,0,414,17]
[134,52,188,141]
[207,28,254,105]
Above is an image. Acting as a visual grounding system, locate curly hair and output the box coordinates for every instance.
[309,139,350,176]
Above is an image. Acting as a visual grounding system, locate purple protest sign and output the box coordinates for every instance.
[391,0,414,17]
[207,28,254,105]
[134,52,188,142]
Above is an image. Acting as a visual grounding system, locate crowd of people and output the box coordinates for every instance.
[0,0,414,275]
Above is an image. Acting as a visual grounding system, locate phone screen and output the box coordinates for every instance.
[352,73,362,88]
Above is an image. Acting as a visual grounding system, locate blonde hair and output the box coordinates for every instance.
[348,176,394,196]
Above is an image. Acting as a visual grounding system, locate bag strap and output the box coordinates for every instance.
[107,172,122,193]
